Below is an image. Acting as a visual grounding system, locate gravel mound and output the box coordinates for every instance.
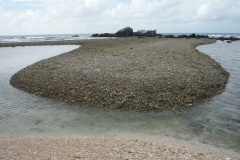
[9,37,229,111]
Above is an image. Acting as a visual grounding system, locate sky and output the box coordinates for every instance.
[0,0,239,35]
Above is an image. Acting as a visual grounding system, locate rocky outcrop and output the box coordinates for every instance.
[91,27,156,37]
[116,27,134,37]
[177,35,188,38]
[166,34,240,42]
[195,35,209,39]
[134,30,157,37]
[91,29,240,42]
[92,33,116,37]
[216,36,239,42]
[189,33,196,38]
[71,35,79,37]
[164,35,175,38]
[91,34,99,37]
[162,34,210,39]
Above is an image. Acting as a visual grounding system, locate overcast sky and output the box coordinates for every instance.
[0,0,239,35]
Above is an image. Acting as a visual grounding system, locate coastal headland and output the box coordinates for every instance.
[7,37,229,111]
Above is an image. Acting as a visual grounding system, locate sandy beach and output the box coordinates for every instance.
[1,137,239,160]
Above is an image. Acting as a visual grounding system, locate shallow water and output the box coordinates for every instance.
[0,42,239,152]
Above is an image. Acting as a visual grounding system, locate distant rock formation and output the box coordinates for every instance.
[216,36,239,42]
[116,27,134,37]
[71,35,79,37]
[90,28,240,42]
[189,33,196,38]
[163,34,209,39]
[164,35,175,38]
[91,27,157,38]
[92,33,116,37]
[134,30,157,37]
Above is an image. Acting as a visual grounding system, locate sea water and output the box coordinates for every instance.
[0,41,239,152]
[0,33,240,43]
[0,34,106,43]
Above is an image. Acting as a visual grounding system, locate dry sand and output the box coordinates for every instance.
[8,37,229,111]
[1,137,239,160]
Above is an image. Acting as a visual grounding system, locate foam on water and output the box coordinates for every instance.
[208,34,240,38]
[0,34,109,43]
[160,33,240,38]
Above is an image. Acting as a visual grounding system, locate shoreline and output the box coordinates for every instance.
[7,37,229,111]
[1,136,239,159]
[0,39,113,47]
[0,40,84,47]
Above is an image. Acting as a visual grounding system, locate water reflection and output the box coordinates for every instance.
[0,42,239,152]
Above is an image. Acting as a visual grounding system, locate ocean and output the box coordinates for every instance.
[0,33,239,43]
[161,33,240,38]
[0,34,100,43]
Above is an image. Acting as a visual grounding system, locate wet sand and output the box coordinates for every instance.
[8,37,229,111]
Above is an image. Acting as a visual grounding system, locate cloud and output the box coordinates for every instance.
[0,0,240,35]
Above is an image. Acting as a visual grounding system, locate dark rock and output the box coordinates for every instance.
[163,34,209,39]
[227,40,232,43]
[72,35,79,37]
[157,34,163,38]
[91,33,116,37]
[215,36,240,41]
[229,37,234,40]
[177,35,188,38]
[99,33,116,37]
[134,30,157,37]
[91,34,99,37]
[229,37,238,41]
[189,33,196,38]
[164,35,175,38]
[196,35,209,38]
[116,27,134,37]
[216,37,225,41]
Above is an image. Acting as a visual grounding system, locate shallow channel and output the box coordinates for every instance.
[0,42,239,152]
